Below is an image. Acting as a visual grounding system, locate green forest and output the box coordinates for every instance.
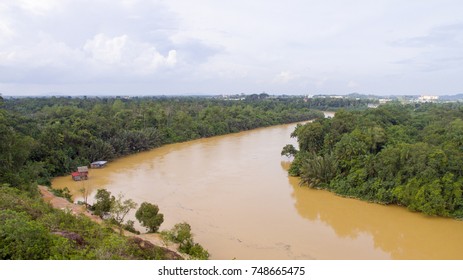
[284,103,463,218]
[1,95,330,259]
[1,96,326,187]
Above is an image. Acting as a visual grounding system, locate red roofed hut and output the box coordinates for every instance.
[71,166,89,181]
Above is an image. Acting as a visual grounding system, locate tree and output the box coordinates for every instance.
[92,189,114,218]
[135,202,164,233]
[0,114,35,187]
[299,153,338,188]
[92,190,138,234]
[292,121,325,153]
[79,185,90,209]
[281,144,298,157]
[110,193,138,234]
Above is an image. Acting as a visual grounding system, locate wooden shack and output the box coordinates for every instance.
[71,172,82,181]
[91,161,108,168]
[72,166,89,181]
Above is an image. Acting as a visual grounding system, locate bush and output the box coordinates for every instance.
[160,222,209,260]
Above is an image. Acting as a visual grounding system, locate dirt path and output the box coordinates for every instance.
[39,185,100,222]
[38,185,186,258]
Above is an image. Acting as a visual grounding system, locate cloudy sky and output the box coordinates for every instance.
[1,0,463,96]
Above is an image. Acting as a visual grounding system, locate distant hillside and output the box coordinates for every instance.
[345,93,384,100]
[438,94,463,101]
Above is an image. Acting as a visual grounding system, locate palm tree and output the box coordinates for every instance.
[299,153,338,188]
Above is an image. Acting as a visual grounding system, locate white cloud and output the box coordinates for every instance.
[0,4,15,43]
[119,0,141,9]
[84,34,128,65]
[274,71,295,84]
[83,33,177,75]
[2,0,463,95]
[0,21,15,41]
[0,34,81,67]
[0,32,177,84]
[16,0,63,16]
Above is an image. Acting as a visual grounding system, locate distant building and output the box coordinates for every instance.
[379,98,392,104]
[418,95,439,102]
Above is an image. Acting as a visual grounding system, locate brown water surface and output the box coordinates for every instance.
[52,114,463,259]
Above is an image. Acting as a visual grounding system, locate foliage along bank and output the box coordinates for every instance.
[0,95,328,260]
[284,103,463,218]
[1,96,324,187]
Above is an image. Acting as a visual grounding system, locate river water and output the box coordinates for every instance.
[52,113,463,259]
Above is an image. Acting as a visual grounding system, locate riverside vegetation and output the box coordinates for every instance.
[1,95,333,260]
[284,103,463,218]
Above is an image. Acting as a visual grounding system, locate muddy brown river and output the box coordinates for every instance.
[52,113,463,259]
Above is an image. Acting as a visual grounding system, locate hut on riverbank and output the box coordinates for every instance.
[91,161,108,168]
[72,166,89,181]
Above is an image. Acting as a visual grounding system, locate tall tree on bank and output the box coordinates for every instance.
[135,202,164,233]
[111,193,138,234]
